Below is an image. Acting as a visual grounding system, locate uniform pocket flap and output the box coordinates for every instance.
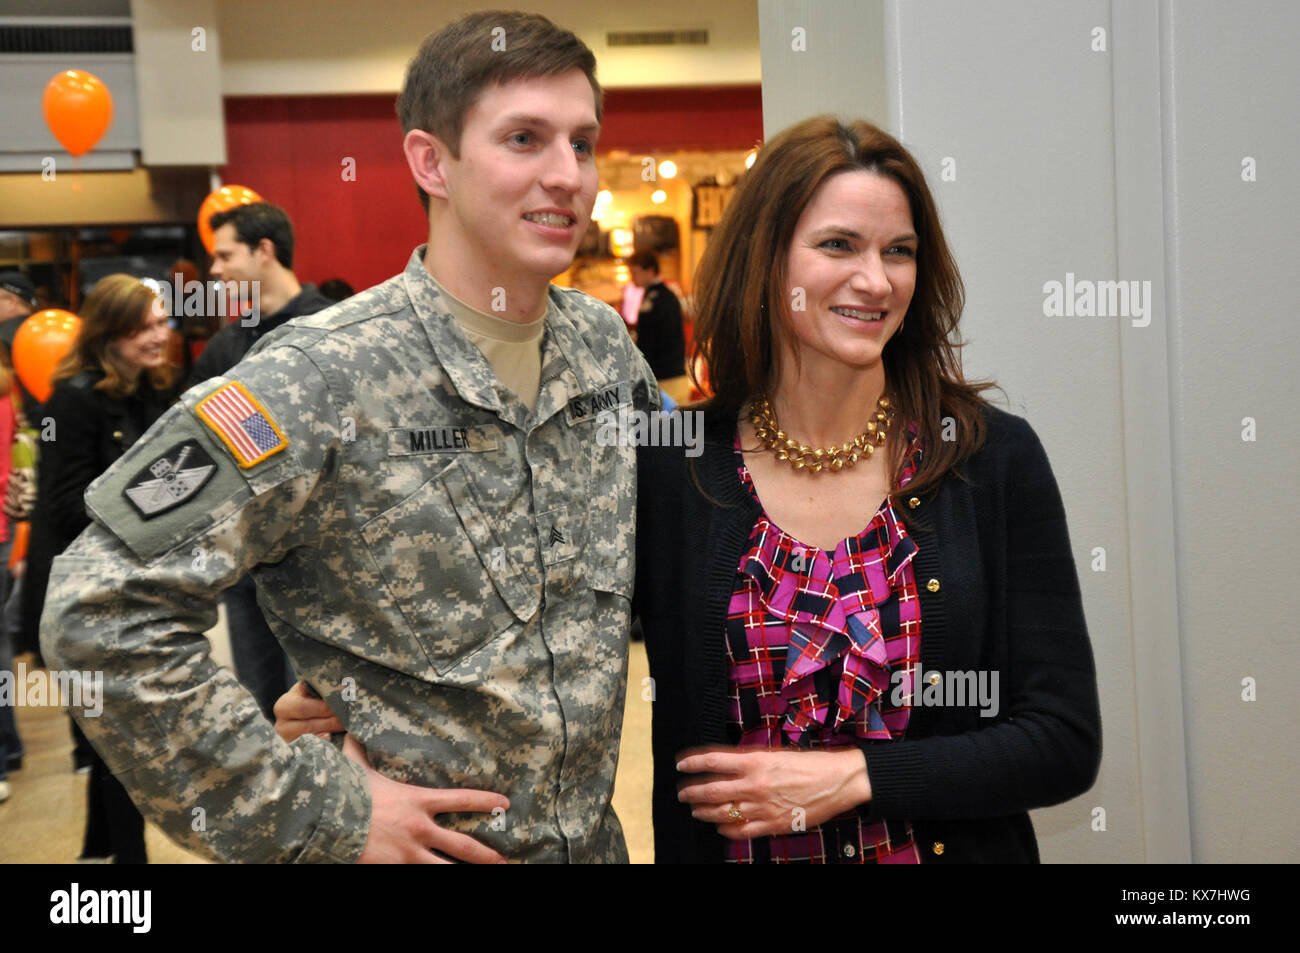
[437,461,542,622]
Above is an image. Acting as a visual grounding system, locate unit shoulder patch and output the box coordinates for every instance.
[122,439,217,519]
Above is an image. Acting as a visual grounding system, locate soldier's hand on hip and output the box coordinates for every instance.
[358,769,510,864]
[273,680,344,741]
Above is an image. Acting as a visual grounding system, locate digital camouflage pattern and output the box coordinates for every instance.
[41,246,658,863]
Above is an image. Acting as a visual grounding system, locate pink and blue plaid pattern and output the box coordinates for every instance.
[723,423,924,863]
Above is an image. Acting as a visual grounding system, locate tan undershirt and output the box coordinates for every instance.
[434,279,546,412]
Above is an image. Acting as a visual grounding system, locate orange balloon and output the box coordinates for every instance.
[13,309,82,404]
[42,69,113,157]
[9,520,29,569]
[198,186,263,255]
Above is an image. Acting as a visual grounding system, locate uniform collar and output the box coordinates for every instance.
[402,245,614,429]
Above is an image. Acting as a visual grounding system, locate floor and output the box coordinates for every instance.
[0,606,656,864]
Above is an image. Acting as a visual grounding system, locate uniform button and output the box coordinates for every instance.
[842,843,856,858]
[926,578,940,592]
[112,430,124,440]
[908,496,920,509]
[932,841,945,856]
[927,672,942,686]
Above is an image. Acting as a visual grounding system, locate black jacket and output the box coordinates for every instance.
[19,370,175,654]
[186,284,334,389]
[634,282,686,380]
[634,402,1102,863]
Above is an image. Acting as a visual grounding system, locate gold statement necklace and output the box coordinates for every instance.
[749,392,893,473]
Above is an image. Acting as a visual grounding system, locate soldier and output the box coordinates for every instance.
[40,10,656,863]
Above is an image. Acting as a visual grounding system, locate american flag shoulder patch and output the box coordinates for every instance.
[195,381,288,468]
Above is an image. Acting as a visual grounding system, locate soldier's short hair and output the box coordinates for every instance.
[209,202,295,270]
[396,11,603,214]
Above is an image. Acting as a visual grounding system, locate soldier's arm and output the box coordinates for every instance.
[40,346,371,863]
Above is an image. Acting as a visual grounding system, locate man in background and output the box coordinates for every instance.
[627,251,685,382]
[191,203,334,389]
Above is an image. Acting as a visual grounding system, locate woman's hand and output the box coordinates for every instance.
[274,681,371,767]
[676,746,872,840]
[273,680,345,742]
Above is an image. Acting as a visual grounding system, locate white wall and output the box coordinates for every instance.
[131,0,226,165]
[757,0,886,134]
[1160,0,1299,862]
[758,0,1299,862]
[884,0,1147,864]
[214,0,760,95]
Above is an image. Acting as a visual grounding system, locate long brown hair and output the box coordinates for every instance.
[53,274,177,399]
[690,116,1004,526]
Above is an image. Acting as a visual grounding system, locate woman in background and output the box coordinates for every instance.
[22,274,178,862]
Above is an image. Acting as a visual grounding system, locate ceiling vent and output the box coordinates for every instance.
[0,23,133,54]
[607,29,709,47]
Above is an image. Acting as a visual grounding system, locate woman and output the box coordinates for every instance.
[275,117,1101,864]
[639,116,1101,863]
[22,274,178,861]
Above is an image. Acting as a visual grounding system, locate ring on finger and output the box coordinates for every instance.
[727,802,745,822]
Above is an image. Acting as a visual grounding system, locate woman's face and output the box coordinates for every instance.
[112,303,172,373]
[779,170,918,377]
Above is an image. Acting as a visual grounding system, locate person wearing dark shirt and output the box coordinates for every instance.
[189,203,334,390]
[22,274,178,861]
[189,202,334,722]
[628,251,686,380]
[646,116,1099,863]
[318,278,355,302]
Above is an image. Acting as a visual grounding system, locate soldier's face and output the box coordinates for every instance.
[444,70,600,283]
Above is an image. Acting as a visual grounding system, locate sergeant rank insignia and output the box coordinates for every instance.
[123,440,217,518]
[195,381,288,468]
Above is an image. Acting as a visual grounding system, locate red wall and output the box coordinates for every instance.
[220,86,762,293]
[221,95,425,293]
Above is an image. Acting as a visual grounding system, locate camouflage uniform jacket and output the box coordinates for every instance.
[40,246,658,863]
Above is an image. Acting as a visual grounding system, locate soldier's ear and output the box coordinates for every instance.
[404,130,451,203]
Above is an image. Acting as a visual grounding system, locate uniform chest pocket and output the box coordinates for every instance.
[360,459,541,675]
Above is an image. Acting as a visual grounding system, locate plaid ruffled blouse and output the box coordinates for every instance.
[724,424,925,863]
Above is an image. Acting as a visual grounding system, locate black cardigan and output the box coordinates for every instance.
[20,369,174,655]
[633,402,1102,863]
